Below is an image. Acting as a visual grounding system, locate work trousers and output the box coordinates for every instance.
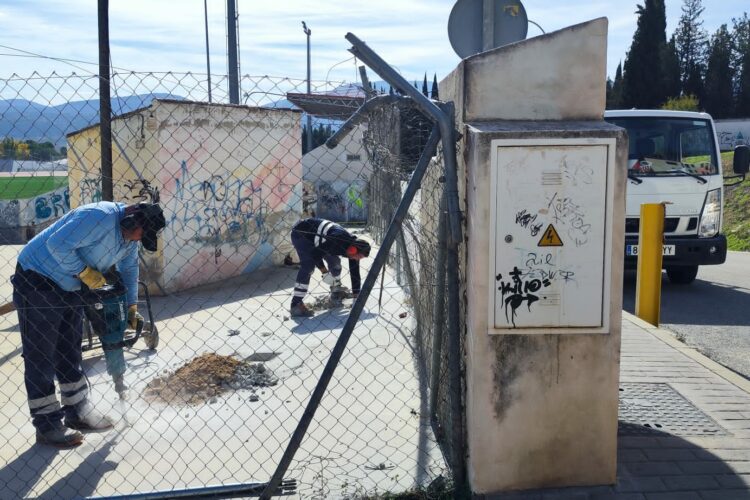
[290,229,341,306]
[12,264,87,432]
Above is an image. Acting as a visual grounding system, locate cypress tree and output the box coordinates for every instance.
[622,0,669,108]
[432,74,439,100]
[422,73,429,97]
[703,25,734,118]
[662,36,682,100]
[610,62,624,108]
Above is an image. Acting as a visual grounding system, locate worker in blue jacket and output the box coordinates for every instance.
[290,218,371,317]
[12,201,165,448]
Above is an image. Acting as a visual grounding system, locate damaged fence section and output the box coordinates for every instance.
[0,71,461,499]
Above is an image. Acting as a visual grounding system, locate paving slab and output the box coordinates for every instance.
[483,314,750,500]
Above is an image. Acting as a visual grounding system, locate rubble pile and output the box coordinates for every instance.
[144,353,278,405]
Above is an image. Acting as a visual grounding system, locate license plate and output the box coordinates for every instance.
[626,245,675,256]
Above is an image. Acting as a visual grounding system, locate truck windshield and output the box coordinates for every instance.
[606,117,719,176]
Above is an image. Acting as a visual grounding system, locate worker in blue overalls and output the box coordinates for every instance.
[12,202,165,448]
[289,218,371,317]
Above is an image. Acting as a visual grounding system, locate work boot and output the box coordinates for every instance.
[290,303,314,318]
[36,424,84,449]
[64,400,115,431]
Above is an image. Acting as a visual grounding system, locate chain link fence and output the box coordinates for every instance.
[0,71,461,499]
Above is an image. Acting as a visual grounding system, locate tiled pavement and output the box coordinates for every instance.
[483,313,750,500]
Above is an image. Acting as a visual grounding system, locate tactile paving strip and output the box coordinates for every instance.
[618,383,728,436]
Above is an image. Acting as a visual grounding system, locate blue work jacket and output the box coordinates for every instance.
[18,202,139,306]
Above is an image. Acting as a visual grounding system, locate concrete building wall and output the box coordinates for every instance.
[67,99,302,293]
[0,184,70,243]
[438,18,625,494]
[302,124,371,223]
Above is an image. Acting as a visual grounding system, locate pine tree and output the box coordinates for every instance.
[622,0,669,108]
[674,0,709,97]
[734,13,750,116]
[703,25,734,118]
[432,74,439,100]
[738,48,750,116]
[422,74,429,97]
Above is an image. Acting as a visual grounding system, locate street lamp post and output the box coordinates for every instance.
[302,21,313,154]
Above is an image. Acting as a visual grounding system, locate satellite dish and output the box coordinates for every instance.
[448,0,528,59]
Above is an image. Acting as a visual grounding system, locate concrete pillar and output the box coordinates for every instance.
[439,18,627,493]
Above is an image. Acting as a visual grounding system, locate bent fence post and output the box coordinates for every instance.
[259,125,442,500]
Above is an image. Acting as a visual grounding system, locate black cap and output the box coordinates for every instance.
[139,203,166,252]
[123,203,166,252]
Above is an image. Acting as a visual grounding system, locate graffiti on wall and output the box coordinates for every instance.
[164,160,271,246]
[496,266,552,327]
[316,180,367,223]
[124,178,160,203]
[33,187,70,222]
[0,200,20,227]
[80,176,102,204]
[0,185,71,230]
[716,121,750,151]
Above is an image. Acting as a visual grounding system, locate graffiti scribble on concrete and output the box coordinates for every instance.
[496,266,552,327]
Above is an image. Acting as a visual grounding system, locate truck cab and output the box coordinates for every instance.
[604,110,748,284]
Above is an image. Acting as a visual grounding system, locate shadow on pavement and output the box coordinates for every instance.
[290,309,378,335]
[0,434,117,500]
[483,428,748,499]
[623,271,750,327]
[145,265,300,323]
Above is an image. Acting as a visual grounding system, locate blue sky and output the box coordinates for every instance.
[0,0,743,85]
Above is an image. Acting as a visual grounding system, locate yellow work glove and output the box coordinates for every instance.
[78,266,106,289]
[128,305,143,330]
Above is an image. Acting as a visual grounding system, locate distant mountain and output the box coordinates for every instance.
[0,93,181,148]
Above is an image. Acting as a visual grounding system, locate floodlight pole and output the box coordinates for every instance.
[204,0,212,103]
[302,21,313,153]
[227,0,240,104]
[98,0,113,202]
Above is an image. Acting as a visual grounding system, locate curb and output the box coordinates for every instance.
[623,311,750,394]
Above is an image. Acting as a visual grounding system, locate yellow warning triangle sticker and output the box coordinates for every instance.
[538,224,564,247]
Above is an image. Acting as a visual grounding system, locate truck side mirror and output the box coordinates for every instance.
[734,145,750,176]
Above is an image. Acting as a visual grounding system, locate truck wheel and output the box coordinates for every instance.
[666,265,698,285]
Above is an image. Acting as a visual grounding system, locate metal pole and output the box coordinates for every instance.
[482,0,495,51]
[302,21,313,153]
[259,126,441,500]
[345,34,466,491]
[98,0,113,202]
[204,0,212,103]
[345,33,463,248]
[429,195,447,420]
[227,0,239,104]
[636,203,665,326]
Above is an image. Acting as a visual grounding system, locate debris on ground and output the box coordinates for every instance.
[143,353,278,405]
[308,288,353,311]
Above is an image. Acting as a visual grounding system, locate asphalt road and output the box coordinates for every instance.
[623,251,750,380]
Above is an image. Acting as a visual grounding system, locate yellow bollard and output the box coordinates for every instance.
[635,203,666,326]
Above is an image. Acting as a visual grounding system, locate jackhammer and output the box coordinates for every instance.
[83,279,143,400]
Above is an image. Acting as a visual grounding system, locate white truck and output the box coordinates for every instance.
[604,110,750,284]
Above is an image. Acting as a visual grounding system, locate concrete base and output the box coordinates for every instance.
[463,121,627,493]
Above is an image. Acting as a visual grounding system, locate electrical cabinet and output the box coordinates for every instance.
[489,138,616,334]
